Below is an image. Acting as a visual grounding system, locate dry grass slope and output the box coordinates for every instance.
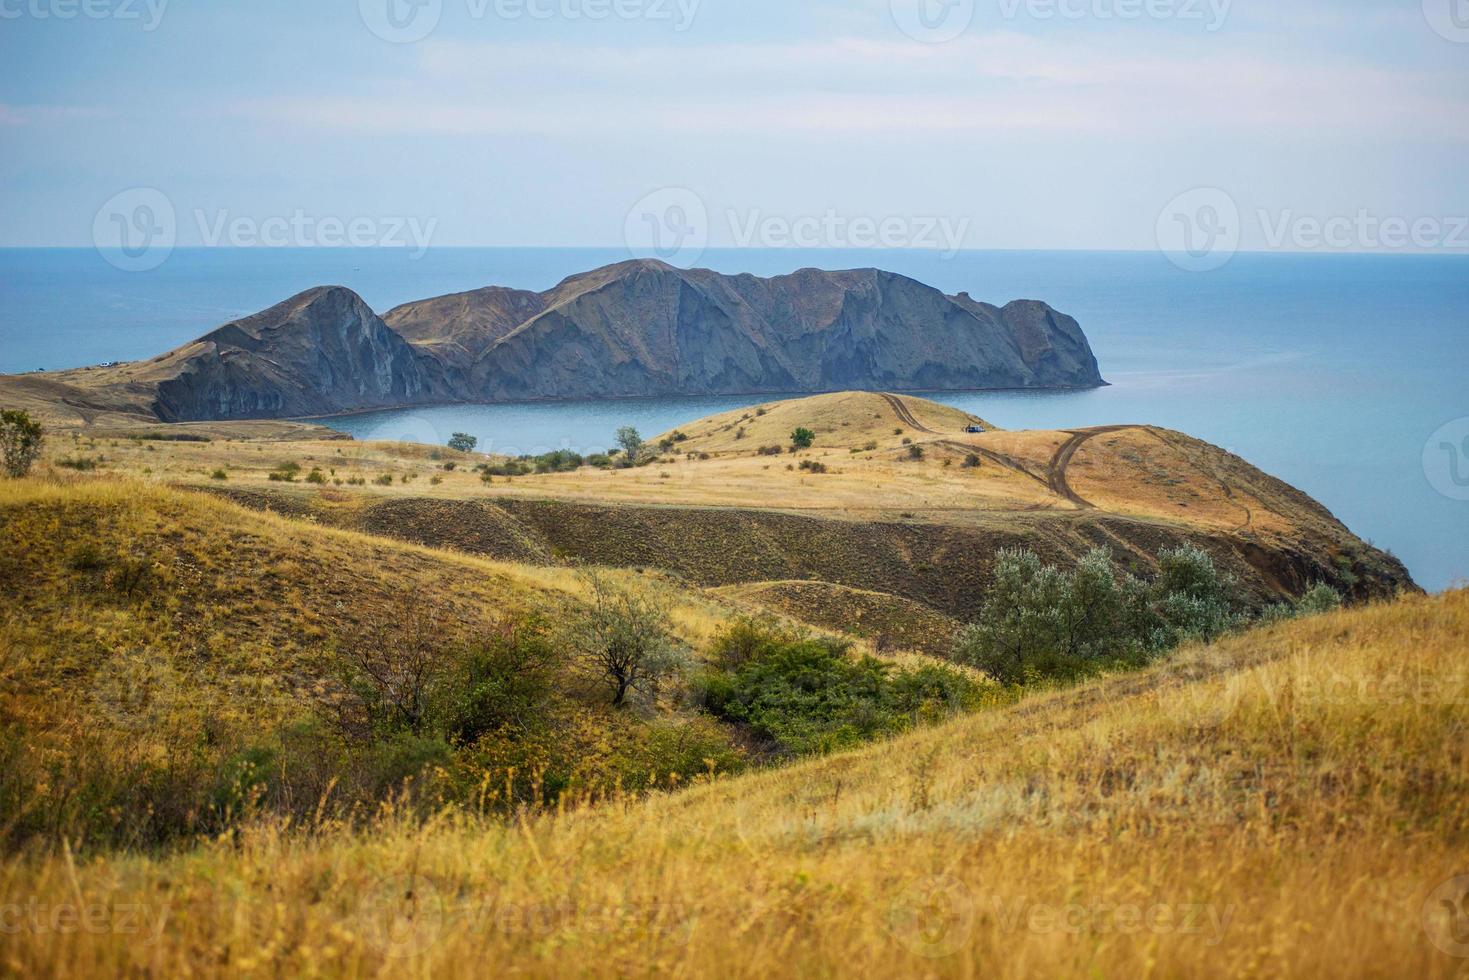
[3,587,1465,978]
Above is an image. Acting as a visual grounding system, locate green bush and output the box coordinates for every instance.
[791,427,816,450]
[0,409,44,478]
[953,545,1246,686]
[448,433,478,453]
[698,625,981,756]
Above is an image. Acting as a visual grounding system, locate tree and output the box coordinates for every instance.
[0,410,44,478]
[616,426,645,464]
[568,571,682,708]
[447,433,478,454]
[952,544,1245,686]
[791,427,816,450]
[335,603,445,739]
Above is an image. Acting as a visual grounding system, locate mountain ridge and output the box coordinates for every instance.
[0,260,1106,425]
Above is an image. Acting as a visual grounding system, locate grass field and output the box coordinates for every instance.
[0,392,1446,978]
[2,587,1464,977]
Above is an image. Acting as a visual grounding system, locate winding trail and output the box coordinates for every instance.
[879,393,934,434]
[1045,426,1139,509]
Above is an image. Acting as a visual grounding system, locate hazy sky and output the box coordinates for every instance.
[1,0,1466,253]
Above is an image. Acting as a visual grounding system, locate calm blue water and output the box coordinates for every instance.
[1,248,1465,591]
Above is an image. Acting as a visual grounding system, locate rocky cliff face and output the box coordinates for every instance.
[141,287,450,422]
[26,261,1104,423]
[386,260,1105,403]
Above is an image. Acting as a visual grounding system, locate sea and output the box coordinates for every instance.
[1,247,1465,592]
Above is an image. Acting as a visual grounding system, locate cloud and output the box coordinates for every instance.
[229,34,1469,143]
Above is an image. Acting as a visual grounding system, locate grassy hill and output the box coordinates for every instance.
[4,577,1464,977]
[26,393,1413,630]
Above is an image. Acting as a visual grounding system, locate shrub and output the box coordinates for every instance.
[907,444,925,460]
[433,620,561,746]
[56,456,100,471]
[305,468,328,484]
[952,545,1245,686]
[106,557,158,600]
[448,433,478,454]
[566,572,684,708]
[211,468,228,481]
[798,460,828,474]
[373,474,395,486]
[698,628,980,756]
[1296,582,1344,616]
[65,541,108,572]
[531,450,584,473]
[963,454,981,468]
[0,410,43,478]
[757,445,783,456]
[791,427,816,450]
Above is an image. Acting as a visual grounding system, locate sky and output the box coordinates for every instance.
[1,0,1467,254]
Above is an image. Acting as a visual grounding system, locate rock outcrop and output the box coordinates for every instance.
[4,260,1105,423]
[386,260,1105,403]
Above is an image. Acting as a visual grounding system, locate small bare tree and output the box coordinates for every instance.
[569,571,681,708]
[335,601,445,740]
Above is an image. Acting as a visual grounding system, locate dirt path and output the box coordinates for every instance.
[936,440,1054,492]
[879,393,934,434]
[1045,426,1141,509]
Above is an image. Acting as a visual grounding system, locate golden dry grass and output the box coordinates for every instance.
[32,392,1359,545]
[3,587,1465,978]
